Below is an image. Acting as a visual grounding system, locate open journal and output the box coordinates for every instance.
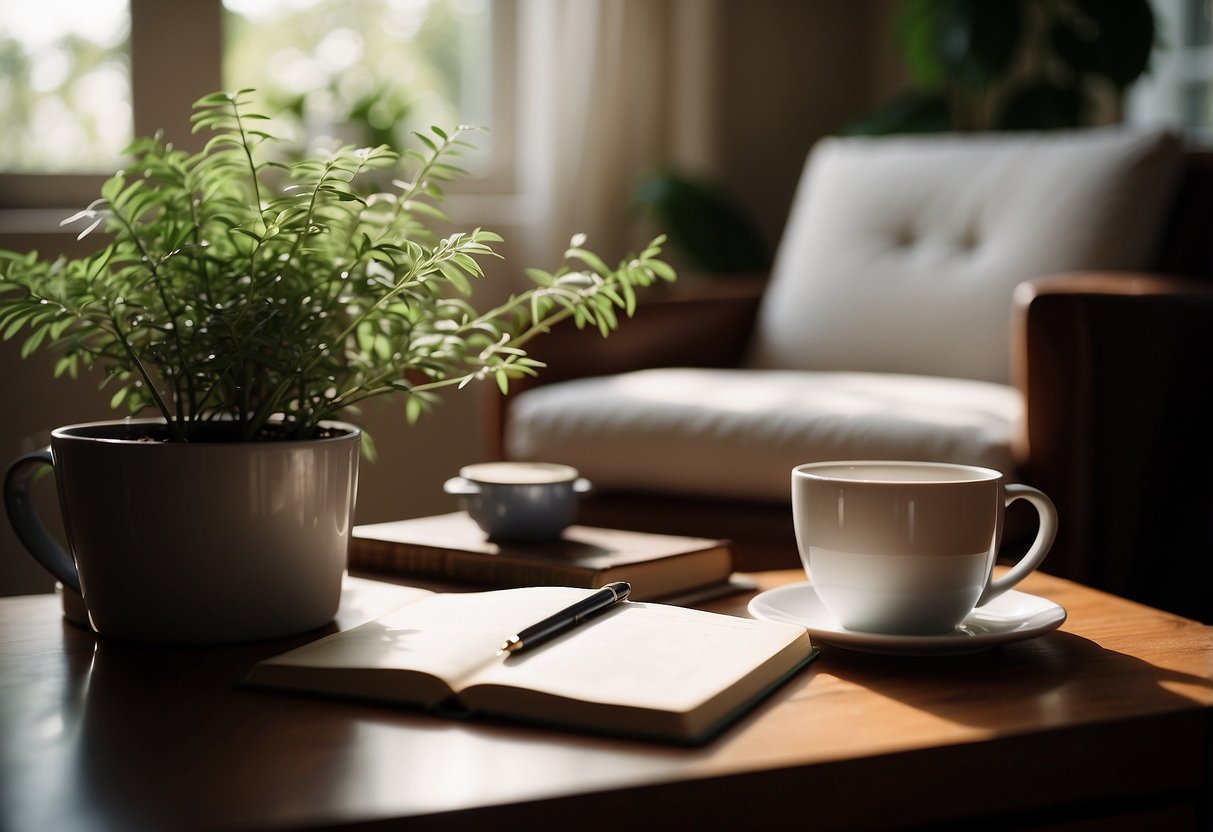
[245,585,817,744]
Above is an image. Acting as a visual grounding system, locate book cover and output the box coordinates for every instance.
[245,585,817,744]
[349,513,735,601]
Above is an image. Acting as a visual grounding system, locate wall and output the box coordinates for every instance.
[0,1,902,595]
[714,0,903,243]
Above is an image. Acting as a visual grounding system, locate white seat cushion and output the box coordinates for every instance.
[748,128,1181,384]
[504,368,1021,503]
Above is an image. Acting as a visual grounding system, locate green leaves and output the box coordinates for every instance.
[902,0,1022,89]
[850,0,1157,134]
[630,172,771,274]
[0,89,676,442]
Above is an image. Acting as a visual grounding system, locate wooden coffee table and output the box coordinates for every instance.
[1,569,1211,831]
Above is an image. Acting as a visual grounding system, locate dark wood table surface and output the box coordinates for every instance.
[2,568,1212,831]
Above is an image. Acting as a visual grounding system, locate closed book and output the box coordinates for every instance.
[245,585,817,744]
[349,512,735,601]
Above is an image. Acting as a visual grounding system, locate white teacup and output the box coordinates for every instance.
[792,461,1058,635]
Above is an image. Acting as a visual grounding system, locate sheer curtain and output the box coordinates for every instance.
[516,0,717,269]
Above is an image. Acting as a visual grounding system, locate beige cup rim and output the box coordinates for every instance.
[793,460,1003,485]
[459,461,580,485]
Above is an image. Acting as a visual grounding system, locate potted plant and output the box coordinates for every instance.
[0,89,674,643]
[843,0,1156,134]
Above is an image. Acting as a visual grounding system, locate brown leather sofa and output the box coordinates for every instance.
[486,140,1213,622]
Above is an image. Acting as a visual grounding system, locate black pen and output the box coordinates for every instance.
[499,581,631,656]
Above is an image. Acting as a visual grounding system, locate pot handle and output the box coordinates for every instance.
[443,476,480,496]
[3,448,81,594]
[574,477,593,494]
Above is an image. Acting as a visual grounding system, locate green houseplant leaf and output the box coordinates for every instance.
[0,89,675,443]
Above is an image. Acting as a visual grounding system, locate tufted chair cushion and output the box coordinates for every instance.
[747,128,1182,384]
[505,368,1021,501]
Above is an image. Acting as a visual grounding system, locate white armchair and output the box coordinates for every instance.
[488,127,1213,621]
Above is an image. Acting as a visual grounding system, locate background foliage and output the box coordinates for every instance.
[631,169,771,277]
[845,0,1158,134]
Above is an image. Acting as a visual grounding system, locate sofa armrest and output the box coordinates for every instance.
[482,276,767,458]
[1012,271,1213,618]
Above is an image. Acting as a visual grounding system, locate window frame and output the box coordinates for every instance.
[1127,0,1213,146]
[0,0,519,229]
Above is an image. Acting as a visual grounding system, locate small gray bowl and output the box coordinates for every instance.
[444,462,592,542]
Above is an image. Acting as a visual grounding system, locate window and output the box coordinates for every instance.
[223,0,496,165]
[0,0,514,225]
[0,0,131,173]
[1127,0,1213,145]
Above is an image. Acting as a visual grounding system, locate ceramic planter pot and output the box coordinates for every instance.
[3,419,359,644]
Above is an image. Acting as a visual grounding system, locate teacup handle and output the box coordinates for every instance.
[3,448,82,594]
[443,476,479,496]
[574,477,592,494]
[977,483,1057,607]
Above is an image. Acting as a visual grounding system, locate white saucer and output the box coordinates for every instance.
[748,582,1066,656]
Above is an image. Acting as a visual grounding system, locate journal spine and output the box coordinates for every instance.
[349,538,601,589]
